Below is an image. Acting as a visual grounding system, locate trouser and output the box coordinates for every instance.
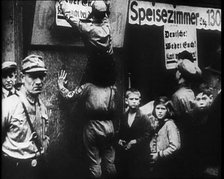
[83,120,116,178]
[1,154,47,179]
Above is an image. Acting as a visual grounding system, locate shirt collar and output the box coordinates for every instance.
[2,87,16,96]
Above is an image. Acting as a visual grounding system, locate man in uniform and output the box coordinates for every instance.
[2,61,18,99]
[59,0,115,83]
[2,54,49,179]
[172,51,202,119]
[171,50,202,176]
[58,67,117,178]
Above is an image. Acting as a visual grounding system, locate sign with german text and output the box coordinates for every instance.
[55,1,92,27]
[164,25,198,69]
[31,0,129,47]
[128,0,221,31]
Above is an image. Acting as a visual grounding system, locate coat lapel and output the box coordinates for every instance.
[129,109,141,128]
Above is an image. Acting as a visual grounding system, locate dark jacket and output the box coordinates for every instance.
[118,109,153,160]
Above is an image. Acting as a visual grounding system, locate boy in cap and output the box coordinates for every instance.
[2,54,49,179]
[59,0,115,83]
[2,61,18,99]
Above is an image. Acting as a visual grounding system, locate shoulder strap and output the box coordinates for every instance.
[17,95,43,153]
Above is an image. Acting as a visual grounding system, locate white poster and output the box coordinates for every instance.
[33,0,130,47]
[128,0,221,31]
[164,25,197,69]
[55,1,92,27]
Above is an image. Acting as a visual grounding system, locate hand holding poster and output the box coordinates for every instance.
[31,0,129,47]
[55,1,92,27]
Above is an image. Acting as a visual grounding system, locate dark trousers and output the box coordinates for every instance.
[1,154,47,179]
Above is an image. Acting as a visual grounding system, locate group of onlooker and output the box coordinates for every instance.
[2,0,221,178]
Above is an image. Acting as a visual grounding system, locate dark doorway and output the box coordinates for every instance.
[125,24,177,105]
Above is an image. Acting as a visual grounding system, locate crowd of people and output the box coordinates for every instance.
[1,0,221,179]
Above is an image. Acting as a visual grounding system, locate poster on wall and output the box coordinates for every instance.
[55,1,92,27]
[31,0,129,47]
[128,0,221,31]
[128,0,221,69]
[164,25,197,69]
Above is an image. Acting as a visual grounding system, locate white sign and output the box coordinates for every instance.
[55,1,92,27]
[32,0,129,47]
[129,0,221,31]
[54,0,129,48]
[164,25,198,69]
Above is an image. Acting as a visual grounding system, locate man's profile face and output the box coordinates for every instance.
[195,92,213,111]
[22,72,46,95]
[2,70,17,91]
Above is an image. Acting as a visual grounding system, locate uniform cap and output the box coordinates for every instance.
[22,54,47,73]
[177,59,202,76]
[91,1,107,12]
[2,61,17,70]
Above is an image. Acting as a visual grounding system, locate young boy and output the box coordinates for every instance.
[188,84,214,177]
[117,88,153,178]
[2,61,18,99]
[195,86,213,109]
[193,84,213,125]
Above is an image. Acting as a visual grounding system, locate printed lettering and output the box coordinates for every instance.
[183,41,196,48]
[176,11,183,24]
[152,9,156,21]
[146,8,152,21]
[161,9,167,23]
[183,12,190,24]
[129,1,221,31]
[156,9,161,22]
[139,8,145,25]
[130,1,138,21]
[167,10,173,23]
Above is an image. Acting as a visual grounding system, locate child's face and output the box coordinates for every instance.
[155,104,167,120]
[125,93,140,110]
[2,71,17,91]
[195,92,212,111]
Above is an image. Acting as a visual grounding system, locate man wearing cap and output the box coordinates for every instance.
[172,50,202,118]
[2,54,49,179]
[2,61,18,99]
[59,0,115,83]
[171,50,202,176]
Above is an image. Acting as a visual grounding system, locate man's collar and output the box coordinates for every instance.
[2,87,16,96]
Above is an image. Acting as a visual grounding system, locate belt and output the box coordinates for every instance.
[2,154,42,168]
